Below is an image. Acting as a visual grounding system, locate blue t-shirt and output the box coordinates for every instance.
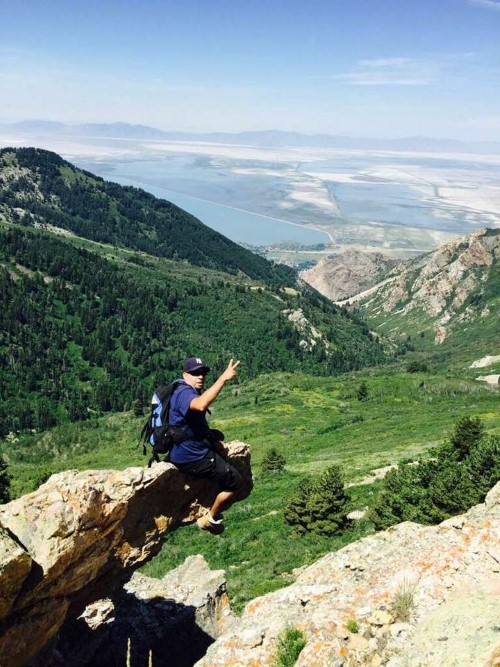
[168,380,210,464]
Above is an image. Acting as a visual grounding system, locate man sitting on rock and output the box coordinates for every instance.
[169,356,242,534]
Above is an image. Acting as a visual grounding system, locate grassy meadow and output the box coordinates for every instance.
[2,366,499,611]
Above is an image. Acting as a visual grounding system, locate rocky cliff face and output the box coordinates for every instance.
[0,443,252,666]
[197,481,500,667]
[300,250,400,302]
[347,228,499,345]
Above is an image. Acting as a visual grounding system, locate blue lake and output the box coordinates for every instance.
[75,159,329,246]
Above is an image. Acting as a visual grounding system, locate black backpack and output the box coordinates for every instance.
[140,381,191,467]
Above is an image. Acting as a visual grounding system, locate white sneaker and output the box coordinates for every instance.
[197,512,224,533]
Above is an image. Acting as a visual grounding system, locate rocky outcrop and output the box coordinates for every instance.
[351,228,500,344]
[380,229,498,318]
[196,481,500,667]
[0,443,252,666]
[282,308,329,352]
[52,555,236,667]
[300,250,400,302]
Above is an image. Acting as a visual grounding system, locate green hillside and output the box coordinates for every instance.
[1,147,497,618]
[0,224,384,435]
[3,368,498,608]
[0,147,294,282]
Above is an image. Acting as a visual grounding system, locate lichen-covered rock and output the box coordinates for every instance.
[196,482,500,667]
[0,443,252,666]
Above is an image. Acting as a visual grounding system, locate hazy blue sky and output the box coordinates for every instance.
[1,0,500,140]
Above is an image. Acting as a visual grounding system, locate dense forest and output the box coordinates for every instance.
[0,147,295,282]
[0,226,384,436]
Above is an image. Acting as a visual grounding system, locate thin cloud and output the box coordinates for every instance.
[334,56,434,86]
[358,57,414,68]
[334,73,429,86]
[333,52,479,87]
[468,0,500,10]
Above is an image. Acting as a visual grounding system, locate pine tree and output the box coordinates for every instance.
[283,478,314,534]
[451,416,484,460]
[261,447,286,474]
[306,466,350,535]
[0,457,11,504]
[284,466,350,536]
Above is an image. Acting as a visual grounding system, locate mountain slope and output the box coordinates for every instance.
[0,147,293,282]
[0,222,385,436]
[300,250,401,301]
[347,228,499,361]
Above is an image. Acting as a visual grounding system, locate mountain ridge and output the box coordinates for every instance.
[3,121,500,155]
[300,250,401,302]
[0,148,385,435]
[0,146,293,282]
[341,228,499,361]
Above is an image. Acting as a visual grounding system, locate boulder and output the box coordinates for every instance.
[196,481,500,667]
[51,555,236,667]
[0,442,252,666]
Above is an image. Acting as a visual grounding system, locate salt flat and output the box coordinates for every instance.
[2,134,499,255]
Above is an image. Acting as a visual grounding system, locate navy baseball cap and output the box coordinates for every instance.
[183,357,210,374]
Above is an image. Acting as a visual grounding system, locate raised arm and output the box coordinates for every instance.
[190,359,240,412]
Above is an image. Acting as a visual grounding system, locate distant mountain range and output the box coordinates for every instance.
[2,120,500,155]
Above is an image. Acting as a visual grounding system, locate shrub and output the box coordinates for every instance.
[272,626,307,667]
[357,382,368,401]
[261,447,286,474]
[132,399,144,417]
[406,360,429,373]
[284,465,349,536]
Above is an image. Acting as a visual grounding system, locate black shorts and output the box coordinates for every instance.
[175,451,242,492]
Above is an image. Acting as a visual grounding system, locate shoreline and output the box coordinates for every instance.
[111,174,332,242]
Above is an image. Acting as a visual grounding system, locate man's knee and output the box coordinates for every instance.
[220,463,242,492]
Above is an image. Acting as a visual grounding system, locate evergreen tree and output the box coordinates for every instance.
[284,465,349,536]
[0,457,11,504]
[283,478,314,534]
[305,466,350,535]
[450,416,484,460]
[261,447,286,474]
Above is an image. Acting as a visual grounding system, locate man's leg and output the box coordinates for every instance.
[210,489,235,519]
[199,452,242,531]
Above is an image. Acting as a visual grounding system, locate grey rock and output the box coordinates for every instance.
[0,443,252,666]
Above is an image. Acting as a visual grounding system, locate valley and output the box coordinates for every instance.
[0,146,498,665]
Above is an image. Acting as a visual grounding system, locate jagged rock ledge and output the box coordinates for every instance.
[0,442,252,666]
